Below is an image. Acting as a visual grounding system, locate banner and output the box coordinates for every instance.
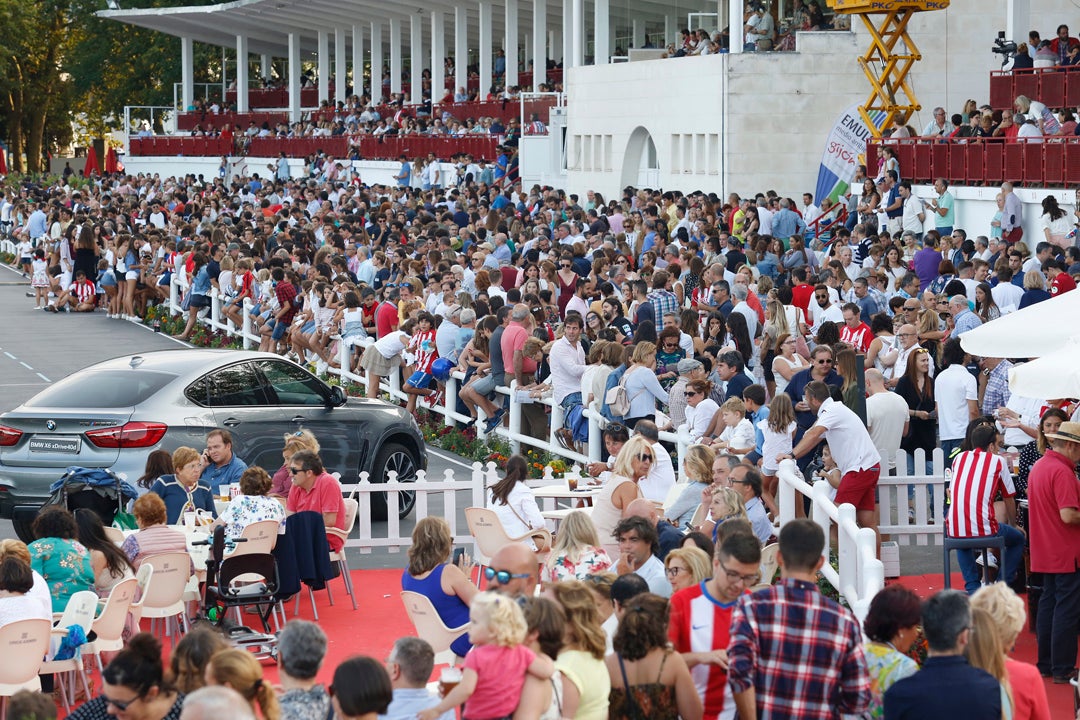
[813,105,888,206]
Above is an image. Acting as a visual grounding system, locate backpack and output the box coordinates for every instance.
[604,367,642,419]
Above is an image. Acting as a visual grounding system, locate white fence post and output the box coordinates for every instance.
[506,380,522,452]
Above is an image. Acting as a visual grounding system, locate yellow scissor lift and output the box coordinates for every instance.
[827,0,950,137]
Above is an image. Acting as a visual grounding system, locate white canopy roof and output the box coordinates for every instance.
[959,289,1080,359]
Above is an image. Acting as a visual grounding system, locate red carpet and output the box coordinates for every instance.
[891,573,1074,717]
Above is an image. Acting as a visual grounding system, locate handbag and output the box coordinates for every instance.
[180,291,192,311]
[605,367,644,418]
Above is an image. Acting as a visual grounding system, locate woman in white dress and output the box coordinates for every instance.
[488,455,546,550]
[771,333,809,395]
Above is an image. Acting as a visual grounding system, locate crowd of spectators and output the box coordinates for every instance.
[2,154,1079,717]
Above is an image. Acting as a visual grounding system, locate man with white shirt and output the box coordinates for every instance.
[865,370,908,473]
[801,193,821,226]
[756,197,774,236]
[434,306,461,362]
[381,638,455,720]
[564,278,592,319]
[887,323,935,387]
[991,267,1025,313]
[634,421,676,503]
[810,283,844,333]
[935,340,979,459]
[551,314,588,451]
[613,516,671,598]
[780,380,882,546]
[730,284,759,339]
[899,181,926,242]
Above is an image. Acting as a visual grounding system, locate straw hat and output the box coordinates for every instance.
[1045,421,1080,444]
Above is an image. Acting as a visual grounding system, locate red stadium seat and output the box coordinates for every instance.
[1066,141,1080,184]
[912,143,930,183]
[1043,141,1065,185]
[894,143,915,181]
[961,142,984,185]
[948,142,965,181]
[1040,70,1066,109]
[1021,142,1043,185]
[983,141,1004,184]
[989,73,1013,111]
[1067,69,1080,108]
[930,143,949,184]
[1003,143,1024,183]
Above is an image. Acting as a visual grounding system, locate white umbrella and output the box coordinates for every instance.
[1008,339,1080,399]
[959,289,1080,358]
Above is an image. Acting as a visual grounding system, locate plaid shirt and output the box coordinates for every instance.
[728,578,870,720]
[647,288,679,327]
[981,359,1012,416]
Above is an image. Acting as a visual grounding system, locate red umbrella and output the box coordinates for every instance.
[104,146,119,174]
[83,145,99,177]
[0,148,6,175]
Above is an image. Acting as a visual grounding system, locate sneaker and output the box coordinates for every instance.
[975,552,998,569]
[128,315,143,323]
[483,408,505,434]
[44,305,57,313]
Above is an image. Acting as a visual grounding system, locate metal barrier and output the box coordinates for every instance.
[777,458,885,621]
[867,136,1080,187]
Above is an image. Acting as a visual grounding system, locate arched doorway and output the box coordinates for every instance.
[620,126,659,189]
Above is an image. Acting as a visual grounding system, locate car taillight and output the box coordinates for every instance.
[0,426,22,447]
[85,422,168,448]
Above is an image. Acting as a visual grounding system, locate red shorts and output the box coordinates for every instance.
[834,464,880,512]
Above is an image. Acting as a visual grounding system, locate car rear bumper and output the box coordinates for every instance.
[0,458,146,517]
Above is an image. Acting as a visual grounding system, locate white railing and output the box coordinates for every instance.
[345,463,493,553]
[777,458,885,622]
[0,239,15,255]
[878,448,948,545]
[168,274,695,477]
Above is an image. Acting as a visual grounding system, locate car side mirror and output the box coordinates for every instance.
[328,385,347,408]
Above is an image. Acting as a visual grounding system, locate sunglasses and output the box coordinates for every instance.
[288,466,305,475]
[102,693,144,712]
[816,359,833,365]
[483,567,531,584]
[685,391,699,398]
[636,454,654,463]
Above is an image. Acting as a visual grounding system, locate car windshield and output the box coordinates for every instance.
[23,370,176,409]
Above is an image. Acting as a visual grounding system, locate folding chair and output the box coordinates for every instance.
[0,618,51,716]
[400,591,467,666]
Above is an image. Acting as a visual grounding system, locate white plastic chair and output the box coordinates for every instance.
[751,543,780,592]
[128,564,154,628]
[84,576,138,672]
[103,526,126,545]
[400,591,467,666]
[325,498,359,610]
[465,507,552,584]
[0,618,52,716]
[41,591,97,713]
[140,552,193,639]
[227,519,281,557]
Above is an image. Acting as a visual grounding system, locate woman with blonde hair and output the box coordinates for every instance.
[542,511,612,583]
[835,346,862,413]
[971,583,1051,720]
[590,436,654,559]
[205,648,281,720]
[271,429,320,497]
[549,581,611,720]
[698,486,748,543]
[665,445,716,528]
[1018,269,1051,309]
[401,516,476,659]
[964,607,1013,720]
[664,547,711,594]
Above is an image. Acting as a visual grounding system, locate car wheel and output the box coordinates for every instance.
[12,513,35,544]
[369,442,419,520]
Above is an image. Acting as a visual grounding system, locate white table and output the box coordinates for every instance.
[532,483,601,512]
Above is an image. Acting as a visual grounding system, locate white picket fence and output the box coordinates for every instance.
[877,448,948,545]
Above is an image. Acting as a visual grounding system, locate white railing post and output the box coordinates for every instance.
[241,301,254,349]
[169,276,180,317]
[586,403,602,462]
[444,374,459,428]
[837,502,856,599]
[210,289,222,330]
[811,481,832,558]
[777,459,797,525]
[550,401,565,449]
[354,472,373,554]
[471,461,486,507]
[506,380,522,452]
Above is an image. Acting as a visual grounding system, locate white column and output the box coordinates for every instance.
[572,0,584,67]
[728,0,743,53]
[181,36,194,110]
[631,18,641,48]
[390,18,403,95]
[236,35,249,112]
[352,25,365,98]
[594,0,609,64]
[432,12,446,100]
[505,0,518,84]
[287,32,301,121]
[1006,0,1030,43]
[335,28,347,102]
[260,54,271,83]
[454,5,468,95]
[664,13,675,48]
[410,13,424,104]
[371,22,384,102]
[561,0,572,67]
[317,30,330,103]
[550,30,559,66]
[533,0,546,88]
[479,0,492,97]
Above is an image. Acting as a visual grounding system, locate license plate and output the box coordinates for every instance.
[29,436,81,454]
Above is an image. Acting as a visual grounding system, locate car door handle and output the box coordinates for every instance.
[291,416,306,424]
[222,418,241,427]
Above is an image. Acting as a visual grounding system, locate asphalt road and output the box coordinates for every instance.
[0,262,474,570]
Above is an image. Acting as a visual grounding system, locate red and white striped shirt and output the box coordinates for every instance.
[839,322,873,353]
[69,279,96,304]
[947,448,1015,537]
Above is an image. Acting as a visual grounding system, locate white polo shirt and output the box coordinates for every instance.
[814,398,881,474]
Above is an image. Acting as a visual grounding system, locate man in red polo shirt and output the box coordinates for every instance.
[286,450,346,552]
[790,267,814,319]
[1046,258,1077,297]
[375,286,401,339]
[1028,420,1080,683]
[839,303,873,353]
